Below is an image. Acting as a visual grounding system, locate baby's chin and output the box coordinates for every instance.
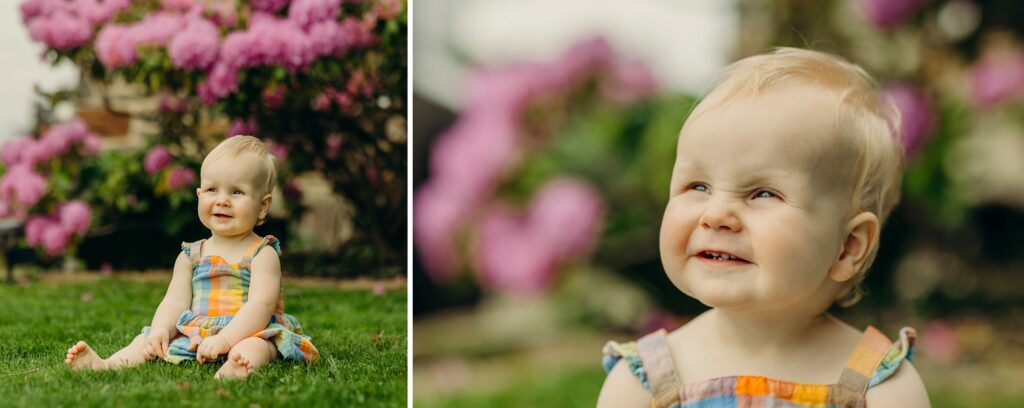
[672,278,758,310]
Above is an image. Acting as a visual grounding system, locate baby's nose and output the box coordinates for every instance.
[699,202,741,232]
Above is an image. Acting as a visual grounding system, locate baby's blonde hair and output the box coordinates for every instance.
[202,134,277,202]
[687,48,903,307]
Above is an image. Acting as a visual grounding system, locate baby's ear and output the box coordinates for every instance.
[828,212,880,283]
[260,193,273,215]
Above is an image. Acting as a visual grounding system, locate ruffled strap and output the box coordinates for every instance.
[181,240,203,266]
[833,326,916,404]
[238,235,281,269]
[867,327,916,388]
[601,329,681,407]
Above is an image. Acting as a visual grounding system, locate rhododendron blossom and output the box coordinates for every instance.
[27,10,92,50]
[144,146,172,175]
[169,17,220,70]
[0,165,48,207]
[41,222,72,255]
[58,200,92,236]
[167,166,196,190]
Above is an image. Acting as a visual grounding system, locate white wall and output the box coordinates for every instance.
[0,3,79,141]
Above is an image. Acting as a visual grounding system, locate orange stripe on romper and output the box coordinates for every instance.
[209,260,221,316]
[735,376,768,396]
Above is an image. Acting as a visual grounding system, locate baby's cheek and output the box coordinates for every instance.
[659,206,693,264]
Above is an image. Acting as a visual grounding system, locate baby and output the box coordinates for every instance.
[65,135,318,379]
[597,49,930,407]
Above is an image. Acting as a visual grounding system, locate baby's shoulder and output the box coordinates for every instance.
[865,359,930,407]
[597,355,655,408]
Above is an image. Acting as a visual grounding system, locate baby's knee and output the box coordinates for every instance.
[229,337,267,358]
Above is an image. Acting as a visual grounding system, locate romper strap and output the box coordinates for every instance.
[636,329,682,407]
[237,235,281,269]
[867,327,916,388]
[833,326,894,402]
[181,240,203,265]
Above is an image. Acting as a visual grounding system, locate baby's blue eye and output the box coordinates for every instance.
[233,190,244,195]
[753,190,777,199]
[690,183,710,193]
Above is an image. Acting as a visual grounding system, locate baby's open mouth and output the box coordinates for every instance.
[697,250,750,263]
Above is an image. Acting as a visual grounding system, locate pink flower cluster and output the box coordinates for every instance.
[0,121,99,216]
[414,38,653,290]
[472,179,604,294]
[857,0,931,29]
[883,82,933,157]
[168,17,221,70]
[142,146,195,190]
[167,166,196,190]
[25,200,92,256]
[143,145,172,175]
[0,165,47,214]
[251,0,290,13]
[1,120,100,169]
[198,8,378,104]
[96,13,188,68]
[21,0,130,50]
[969,47,1024,107]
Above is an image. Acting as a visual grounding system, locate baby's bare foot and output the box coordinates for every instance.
[65,341,108,371]
[214,353,253,380]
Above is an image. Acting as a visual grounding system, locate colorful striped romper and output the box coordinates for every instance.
[603,326,916,407]
[143,235,318,364]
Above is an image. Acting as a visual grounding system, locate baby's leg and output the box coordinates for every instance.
[214,337,277,380]
[65,333,147,371]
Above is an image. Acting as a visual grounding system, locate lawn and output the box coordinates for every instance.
[0,274,407,407]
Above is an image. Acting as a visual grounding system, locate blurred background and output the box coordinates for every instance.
[412,0,1024,407]
[1,0,407,279]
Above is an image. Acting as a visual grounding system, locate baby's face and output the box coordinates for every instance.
[660,84,855,314]
[197,153,270,239]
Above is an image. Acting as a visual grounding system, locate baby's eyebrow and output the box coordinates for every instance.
[672,161,705,177]
[734,170,806,189]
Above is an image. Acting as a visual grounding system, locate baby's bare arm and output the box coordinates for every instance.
[150,252,193,333]
[865,360,931,407]
[596,359,653,408]
[215,249,281,346]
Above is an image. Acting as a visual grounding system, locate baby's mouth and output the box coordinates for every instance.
[696,250,751,263]
[213,213,233,219]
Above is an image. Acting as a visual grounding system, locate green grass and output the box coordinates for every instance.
[0,276,406,407]
[414,366,606,408]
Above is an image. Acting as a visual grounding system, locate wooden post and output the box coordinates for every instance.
[0,219,22,284]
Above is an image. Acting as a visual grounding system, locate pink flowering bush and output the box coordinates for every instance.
[0,120,102,256]
[143,145,172,175]
[415,38,665,294]
[23,0,408,273]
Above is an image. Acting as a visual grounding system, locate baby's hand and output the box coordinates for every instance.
[196,334,231,364]
[142,327,170,360]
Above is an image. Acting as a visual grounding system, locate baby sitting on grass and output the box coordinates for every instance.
[65,136,318,379]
